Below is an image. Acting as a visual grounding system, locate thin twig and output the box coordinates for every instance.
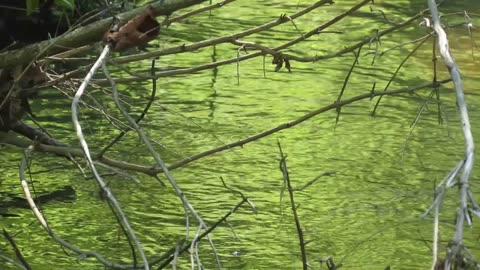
[103,58,214,269]
[72,44,150,270]
[155,197,249,269]
[3,79,452,177]
[335,46,362,127]
[0,253,28,270]
[99,59,158,157]
[19,148,137,269]
[167,79,451,171]
[278,141,308,270]
[431,193,440,270]
[90,0,374,86]
[371,36,429,116]
[114,0,334,64]
[2,229,31,270]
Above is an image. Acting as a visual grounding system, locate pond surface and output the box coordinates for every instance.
[1,1,480,269]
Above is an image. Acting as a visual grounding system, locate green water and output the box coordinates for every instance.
[1,1,480,269]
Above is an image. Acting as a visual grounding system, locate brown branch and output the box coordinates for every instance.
[89,0,426,86]
[167,79,451,172]
[89,0,372,86]
[3,79,452,177]
[23,0,236,77]
[98,59,158,157]
[25,0,402,91]
[0,0,208,68]
[21,2,428,102]
[112,0,334,64]
[2,229,31,270]
[25,0,317,94]
[153,197,249,269]
[278,141,308,270]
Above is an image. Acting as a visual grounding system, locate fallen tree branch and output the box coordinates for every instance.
[1,78,452,177]
[72,44,149,269]
[0,0,208,68]
[167,79,452,171]
[426,0,476,268]
[19,147,151,270]
[88,0,425,86]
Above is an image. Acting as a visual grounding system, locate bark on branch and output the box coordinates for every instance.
[0,0,207,68]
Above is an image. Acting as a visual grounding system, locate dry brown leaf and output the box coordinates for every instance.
[104,6,160,51]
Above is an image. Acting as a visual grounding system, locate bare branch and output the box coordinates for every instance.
[72,44,150,270]
[428,0,475,243]
[0,0,209,68]
[278,141,308,270]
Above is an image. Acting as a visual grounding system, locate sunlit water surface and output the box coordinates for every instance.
[1,1,480,269]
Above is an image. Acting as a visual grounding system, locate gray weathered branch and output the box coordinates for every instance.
[427,0,476,268]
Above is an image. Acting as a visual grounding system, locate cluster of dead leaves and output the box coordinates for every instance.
[104,6,160,51]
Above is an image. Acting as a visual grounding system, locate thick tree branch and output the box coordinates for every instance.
[0,0,208,68]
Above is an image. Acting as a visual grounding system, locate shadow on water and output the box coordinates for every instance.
[0,186,76,218]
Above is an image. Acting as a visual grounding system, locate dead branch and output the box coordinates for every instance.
[426,0,477,268]
[0,78,451,177]
[0,0,208,68]
[278,141,308,270]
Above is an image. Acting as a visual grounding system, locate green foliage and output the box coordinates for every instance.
[54,0,75,26]
[26,0,39,15]
[55,0,75,11]
[25,0,75,15]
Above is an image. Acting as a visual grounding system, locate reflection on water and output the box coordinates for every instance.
[1,1,480,269]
